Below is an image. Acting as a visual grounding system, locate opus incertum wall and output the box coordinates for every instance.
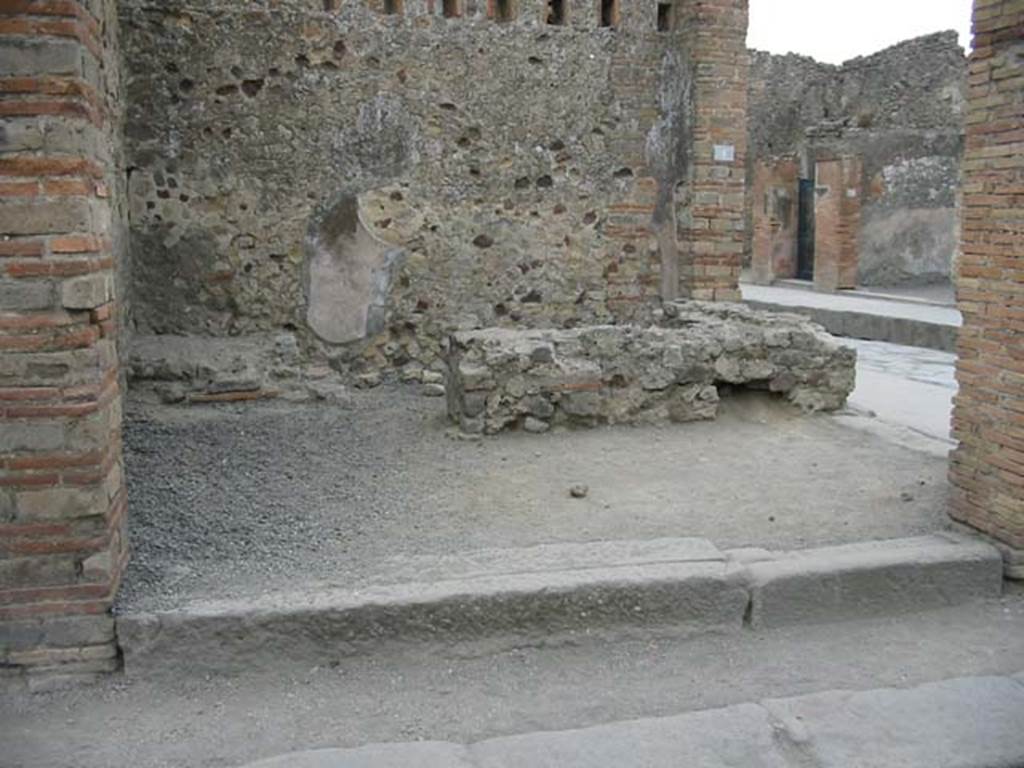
[120,0,748,375]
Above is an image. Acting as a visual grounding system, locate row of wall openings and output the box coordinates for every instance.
[378,0,679,27]
[376,0,675,28]
[545,0,621,27]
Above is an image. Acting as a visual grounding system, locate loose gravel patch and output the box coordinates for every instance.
[118,386,949,612]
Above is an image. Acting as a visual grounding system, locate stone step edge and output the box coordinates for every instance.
[744,299,959,352]
[239,672,1024,768]
[115,532,1003,677]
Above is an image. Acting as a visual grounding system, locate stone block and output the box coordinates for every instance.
[0,555,78,590]
[0,120,44,154]
[61,273,112,310]
[0,39,84,77]
[745,533,1003,629]
[0,614,115,653]
[0,199,95,236]
[0,420,64,452]
[15,485,109,522]
[0,280,54,312]
[0,346,106,388]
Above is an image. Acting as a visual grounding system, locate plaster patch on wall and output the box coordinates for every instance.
[305,195,406,345]
[859,207,957,286]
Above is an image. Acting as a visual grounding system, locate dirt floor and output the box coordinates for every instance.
[117,386,950,613]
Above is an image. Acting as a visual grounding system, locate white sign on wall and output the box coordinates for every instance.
[713,144,735,163]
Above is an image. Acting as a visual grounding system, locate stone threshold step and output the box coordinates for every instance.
[743,299,958,352]
[116,533,1003,678]
[241,672,1024,768]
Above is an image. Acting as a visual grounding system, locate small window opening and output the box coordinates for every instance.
[599,0,618,28]
[547,0,565,25]
[443,0,460,16]
[383,0,403,14]
[494,0,514,22]
[657,2,672,31]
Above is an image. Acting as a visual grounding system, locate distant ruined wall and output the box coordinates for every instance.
[119,0,747,376]
[747,32,966,287]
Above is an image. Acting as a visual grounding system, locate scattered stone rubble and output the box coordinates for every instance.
[445,302,857,435]
[128,333,353,406]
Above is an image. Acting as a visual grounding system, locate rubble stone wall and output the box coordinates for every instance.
[120,0,748,377]
[445,302,856,435]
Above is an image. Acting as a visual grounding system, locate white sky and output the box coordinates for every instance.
[747,0,973,64]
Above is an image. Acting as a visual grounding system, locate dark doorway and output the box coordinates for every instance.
[797,178,815,281]
[599,0,618,27]
[657,2,672,30]
[547,0,565,25]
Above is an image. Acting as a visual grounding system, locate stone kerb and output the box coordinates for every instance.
[445,302,856,435]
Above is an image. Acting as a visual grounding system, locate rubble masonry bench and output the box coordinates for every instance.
[444,302,857,435]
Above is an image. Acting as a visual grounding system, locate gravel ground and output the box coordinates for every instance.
[117,385,950,613]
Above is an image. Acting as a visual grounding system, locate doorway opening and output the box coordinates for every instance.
[797,178,815,281]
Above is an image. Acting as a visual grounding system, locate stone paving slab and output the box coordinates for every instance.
[242,674,1024,768]
[764,676,1024,768]
[470,703,790,768]
[246,743,475,768]
[746,533,1004,629]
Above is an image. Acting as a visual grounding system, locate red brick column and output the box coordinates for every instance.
[812,156,861,293]
[750,159,799,284]
[678,0,748,301]
[950,0,1024,575]
[0,0,128,689]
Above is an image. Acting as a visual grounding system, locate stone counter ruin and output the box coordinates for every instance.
[444,303,857,435]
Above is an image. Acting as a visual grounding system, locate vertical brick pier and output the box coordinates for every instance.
[812,156,861,293]
[950,0,1024,577]
[0,0,128,689]
[678,0,748,301]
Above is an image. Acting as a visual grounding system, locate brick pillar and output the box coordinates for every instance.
[604,45,663,320]
[677,0,748,301]
[812,156,861,293]
[750,159,799,284]
[949,0,1024,575]
[0,0,128,689]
